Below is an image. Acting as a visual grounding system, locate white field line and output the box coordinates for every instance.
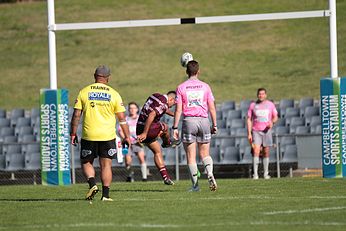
[1,220,346,230]
[263,206,346,215]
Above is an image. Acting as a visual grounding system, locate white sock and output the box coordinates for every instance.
[263,157,269,176]
[188,164,198,187]
[202,156,214,178]
[140,163,147,180]
[253,156,259,177]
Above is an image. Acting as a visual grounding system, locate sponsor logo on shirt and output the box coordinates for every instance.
[187,90,204,107]
[88,92,111,101]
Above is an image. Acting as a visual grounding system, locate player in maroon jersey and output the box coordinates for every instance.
[136,91,179,185]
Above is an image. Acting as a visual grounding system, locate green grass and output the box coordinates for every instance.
[0,178,346,231]
[0,0,346,109]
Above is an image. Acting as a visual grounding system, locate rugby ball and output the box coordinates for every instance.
[180,52,193,68]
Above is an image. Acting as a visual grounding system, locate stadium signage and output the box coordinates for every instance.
[40,89,71,185]
[320,78,346,178]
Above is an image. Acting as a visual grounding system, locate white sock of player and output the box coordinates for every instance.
[140,163,147,180]
[263,157,269,176]
[202,156,214,178]
[253,156,259,177]
[188,164,198,187]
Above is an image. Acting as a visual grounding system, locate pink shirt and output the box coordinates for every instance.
[247,100,278,131]
[118,116,138,144]
[176,78,214,118]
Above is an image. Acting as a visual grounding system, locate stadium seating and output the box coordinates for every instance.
[0,127,14,137]
[284,108,300,119]
[221,146,239,164]
[279,99,294,117]
[239,146,252,164]
[22,143,40,155]
[0,118,10,127]
[0,109,6,118]
[5,153,25,171]
[227,110,242,120]
[2,144,21,155]
[0,154,5,170]
[164,148,177,166]
[298,98,314,111]
[221,101,236,111]
[19,134,36,143]
[24,152,41,170]
[295,126,310,135]
[239,100,253,110]
[281,145,298,162]
[16,118,31,127]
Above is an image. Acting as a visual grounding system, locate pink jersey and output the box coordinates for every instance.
[118,115,139,144]
[247,100,278,131]
[176,78,214,118]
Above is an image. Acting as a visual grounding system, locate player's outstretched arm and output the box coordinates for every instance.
[137,110,156,142]
[70,109,81,145]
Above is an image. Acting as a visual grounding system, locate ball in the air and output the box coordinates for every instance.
[180,52,193,68]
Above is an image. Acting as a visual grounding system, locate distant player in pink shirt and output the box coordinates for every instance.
[247,88,278,180]
[119,102,147,182]
[173,60,218,192]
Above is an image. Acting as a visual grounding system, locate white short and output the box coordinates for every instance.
[252,130,273,147]
[129,143,144,155]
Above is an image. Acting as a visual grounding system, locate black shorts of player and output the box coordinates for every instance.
[136,122,165,144]
[80,139,117,163]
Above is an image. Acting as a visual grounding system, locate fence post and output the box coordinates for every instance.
[275,133,280,178]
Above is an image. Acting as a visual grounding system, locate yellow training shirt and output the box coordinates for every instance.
[74,83,126,141]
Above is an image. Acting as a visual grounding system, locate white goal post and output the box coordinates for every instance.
[47,0,339,89]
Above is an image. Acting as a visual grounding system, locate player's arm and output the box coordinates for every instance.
[116,112,131,145]
[269,112,278,128]
[118,126,125,139]
[172,103,182,140]
[247,116,253,144]
[208,101,217,134]
[70,109,82,145]
[137,110,156,142]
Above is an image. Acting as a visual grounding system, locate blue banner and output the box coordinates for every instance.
[320,78,346,178]
[40,89,71,185]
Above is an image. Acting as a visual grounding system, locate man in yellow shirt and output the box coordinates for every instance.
[70,65,130,202]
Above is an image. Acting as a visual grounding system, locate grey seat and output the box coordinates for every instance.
[16,118,31,127]
[309,115,321,127]
[0,118,10,128]
[210,147,221,163]
[2,144,22,155]
[235,128,247,137]
[24,152,41,170]
[0,108,6,118]
[230,118,245,129]
[281,145,298,163]
[0,127,14,137]
[19,134,36,143]
[30,108,40,118]
[274,126,289,135]
[221,101,236,111]
[216,110,222,120]
[31,117,40,128]
[269,148,277,163]
[303,106,319,118]
[289,117,305,127]
[5,153,25,171]
[230,127,237,136]
[279,136,295,146]
[0,155,5,170]
[15,126,33,137]
[239,100,253,110]
[312,124,322,134]
[10,109,25,127]
[217,119,226,129]
[3,136,17,143]
[274,118,286,127]
[294,126,310,135]
[219,137,236,148]
[216,128,229,136]
[227,110,241,120]
[236,137,249,148]
[299,98,314,111]
[239,146,252,164]
[33,124,40,136]
[279,99,294,117]
[221,146,239,164]
[285,108,300,120]
[241,108,248,119]
[22,143,40,154]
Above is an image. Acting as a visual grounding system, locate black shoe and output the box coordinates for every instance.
[161,139,181,148]
[142,179,147,182]
[163,178,175,185]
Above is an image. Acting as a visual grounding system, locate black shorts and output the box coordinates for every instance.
[136,122,165,144]
[80,139,117,163]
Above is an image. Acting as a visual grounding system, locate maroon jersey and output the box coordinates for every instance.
[137,93,168,125]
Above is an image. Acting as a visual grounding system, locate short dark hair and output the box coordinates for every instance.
[167,90,176,96]
[128,101,139,110]
[186,60,199,76]
[257,88,267,95]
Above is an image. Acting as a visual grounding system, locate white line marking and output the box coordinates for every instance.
[263,206,346,215]
[1,220,346,230]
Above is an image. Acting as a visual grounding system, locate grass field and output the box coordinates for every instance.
[0,178,346,231]
[0,0,346,109]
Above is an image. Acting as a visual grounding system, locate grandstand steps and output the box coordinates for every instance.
[293,168,322,178]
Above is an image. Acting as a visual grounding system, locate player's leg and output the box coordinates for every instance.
[136,148,147,181]
[262,131,273,179]
[159,122,181,148]
[198,117,217,191]
[147,140,174,185]
[184,142,199,191]
[182,117,199,191]
[251,131,262,179]
[80,139,99,200]
[99,139,117,201]
[125,150,134,182]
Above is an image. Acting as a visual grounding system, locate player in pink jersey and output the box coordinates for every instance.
[119,102,147,182]
[173,60,218,192]
[247,88,278,179]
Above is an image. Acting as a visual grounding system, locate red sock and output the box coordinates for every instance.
[159,167,169,180]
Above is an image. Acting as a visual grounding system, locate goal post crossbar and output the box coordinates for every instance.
[50,10,330,31]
